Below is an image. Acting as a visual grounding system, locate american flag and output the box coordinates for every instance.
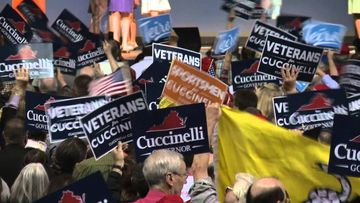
[88,68,132,96]
[207,59,216,77]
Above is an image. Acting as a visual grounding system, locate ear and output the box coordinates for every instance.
[165,172,175,187]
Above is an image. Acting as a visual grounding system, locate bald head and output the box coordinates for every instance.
[246,177,288,203]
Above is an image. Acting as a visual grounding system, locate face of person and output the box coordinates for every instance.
[224,190,239,203]
[172,161,188,195]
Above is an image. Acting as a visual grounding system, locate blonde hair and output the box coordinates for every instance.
[232,173,256,203]
[256,83,284,122]
[10,163,49,203]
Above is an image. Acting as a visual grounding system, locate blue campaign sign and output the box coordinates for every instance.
[73,34,107,69]
[213,27,240,56]
[53,43,77,75]
[329,115,360,177]
[348,94,360,117]
[302,21,347,51]
[0,43,54,82]
[245,20,298,53]
[152,43,201,69]
[25,91,68,132]
[287,89,349,131]
[132,103,210,162]
[35,172,114,203]
[272,96,301,129]
[80,91,148,160]
[258,35,323,82]
[0,4,33,44]
[296,81,310,92]
[231,59,280,90]
[138,14,172,46]
[45,95,111,143]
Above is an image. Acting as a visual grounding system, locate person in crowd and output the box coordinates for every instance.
[0,178,10,203]
[234,90,258,111]
[224,173,256,203]
[47,174,74,194]
[89,0,108,34]
[128,0,140,49]
[51,137,87,176]
[25,131,47,152]
[10,163,49,203]
[141,0,171,16]
[0,117,27,187]
[109,0,134,52]
[246,177,290,203]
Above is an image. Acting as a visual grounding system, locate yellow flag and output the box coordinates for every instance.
[217,107,360,202]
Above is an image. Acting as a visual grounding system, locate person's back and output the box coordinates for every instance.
[0,118,27,186]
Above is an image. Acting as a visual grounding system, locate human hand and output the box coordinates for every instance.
[281,67,299,94]
[102,40,112,55]
[14,66,29,89]
[112,141,128,167]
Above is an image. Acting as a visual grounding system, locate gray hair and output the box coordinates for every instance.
[142,149,184,187]
[10,163,49,203]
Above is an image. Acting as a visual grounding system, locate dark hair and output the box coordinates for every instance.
[27,131,47,142]
[74,75,93,97]
[234,89,258,110]
[53,138,87,175]
[24,149,47,166]
[3,117,26,145]
[47,174,74,194]
[241,47,256,60]
[246,185,285,203]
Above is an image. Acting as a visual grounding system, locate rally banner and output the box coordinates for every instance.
[25,91,68,132]
[217,106,360,202]
[80,92,148,160]
[16,0,48,29]
[245,20,298,53]
[162,60,228,106]
[145,83,164,110]
[258,35,324,82]
[231,59,280,90]
[287,89,349,131]
[329,115,360,177]
[51,9,90,43]
[213,27,240,56]
[132,103,209,162]
[272,96,300,129]
[138,14,172,46]
[302,21,347,51]
[221,0,256,20]
[45,95,111,143]
[0,4,32,44]
[53,43,77,75]
[74,35,107,68]
[349,94,360,117]
[339,59,360,96]
[276,15,311,41]
[0,43,54,82]
[34,172,113,203]
[152,43,202,69]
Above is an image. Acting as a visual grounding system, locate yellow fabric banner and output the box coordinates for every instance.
[217,107,360,202]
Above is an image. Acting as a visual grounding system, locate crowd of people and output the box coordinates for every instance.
[0,0,359,203]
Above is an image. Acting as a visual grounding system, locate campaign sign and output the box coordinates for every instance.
[138,14,172,46]
[349,94,360,117]
[276,15,311,40]
[302,21,347,51]
[221,0,255,20]
[0,43,54,82]
[296,81,310,92]
[0,4,33,44]
[74,34,107,68]
[145,83,164,110]
[152,43,201,69]
[51,9,90,43]
[258,35,324,82]
[80,92,148,160]
[17,0,48,29]
[339,59,360,97]
[53,43,77,75]
[45,95,111,143]
[272,96,300,129]
[245,20,298,53]
[213,27,240,56]
[250,5,270,20]
[34,172,113,203]
[132,103,210,162]
[287,89,349,131]
[231,59,280,90]
[163,60,228,106]
[25,91,68,132]
[328,115,360,177]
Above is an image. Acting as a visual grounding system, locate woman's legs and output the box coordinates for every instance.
[128,12,138,48]
[110,12,121,42]
[120,12,131,51]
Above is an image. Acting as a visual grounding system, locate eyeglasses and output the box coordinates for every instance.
[171,171,188,179]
